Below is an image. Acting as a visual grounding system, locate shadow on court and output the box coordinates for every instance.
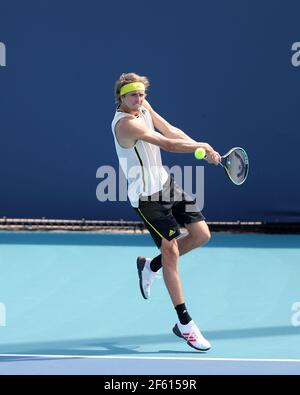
[0,325,299,358]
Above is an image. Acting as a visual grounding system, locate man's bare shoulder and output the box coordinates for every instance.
[115,116,138,148]
[117,115,138,130]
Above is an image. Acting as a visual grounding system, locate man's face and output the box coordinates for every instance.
[121,90,146,111]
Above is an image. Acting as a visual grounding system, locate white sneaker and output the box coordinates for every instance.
[173,320,211,351]
[136,256,160,299]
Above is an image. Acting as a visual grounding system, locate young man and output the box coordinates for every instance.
[111,73,220,351]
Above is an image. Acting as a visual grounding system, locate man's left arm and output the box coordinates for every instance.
[171,126,195,142]
[142,100,195,142]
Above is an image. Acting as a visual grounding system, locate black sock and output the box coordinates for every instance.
[150,254,162,272]
[175,303,192,325]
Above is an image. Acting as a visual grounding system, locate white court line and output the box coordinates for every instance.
[1,354,300,363]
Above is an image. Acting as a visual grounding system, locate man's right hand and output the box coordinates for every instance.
[200,143,221,165]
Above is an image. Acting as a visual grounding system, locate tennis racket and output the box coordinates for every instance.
[218,147,249,185]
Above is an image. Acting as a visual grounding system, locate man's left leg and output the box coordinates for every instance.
[177,220,211,256]
[148,220,211,274]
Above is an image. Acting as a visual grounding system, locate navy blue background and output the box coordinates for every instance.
[0,0,299,222]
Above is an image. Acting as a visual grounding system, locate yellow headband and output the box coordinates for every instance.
[120,82,145,96]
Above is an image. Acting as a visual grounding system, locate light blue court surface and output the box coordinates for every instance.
[0,231,300,375]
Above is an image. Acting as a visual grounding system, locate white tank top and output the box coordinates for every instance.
[111,107,169,208]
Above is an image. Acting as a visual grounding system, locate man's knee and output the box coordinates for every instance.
[191,227,211,247]
[161,238,179,266]
[200,228,211,245]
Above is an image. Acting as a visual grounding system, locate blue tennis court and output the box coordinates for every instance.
[1,231,300,375]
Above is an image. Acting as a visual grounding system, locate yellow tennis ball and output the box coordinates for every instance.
[194,147,206,160]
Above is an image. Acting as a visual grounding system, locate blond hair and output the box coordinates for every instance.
[114,72,150,105]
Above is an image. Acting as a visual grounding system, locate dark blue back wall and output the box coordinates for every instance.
[1,0,300,222]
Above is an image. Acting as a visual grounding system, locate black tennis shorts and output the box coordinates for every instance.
[134,175,205,248]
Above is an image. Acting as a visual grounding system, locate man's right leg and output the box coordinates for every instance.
[161,238,211,351]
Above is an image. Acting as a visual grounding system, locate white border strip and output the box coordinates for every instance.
[1,354,300,362]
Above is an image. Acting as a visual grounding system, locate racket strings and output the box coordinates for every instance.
[225,149,248,185]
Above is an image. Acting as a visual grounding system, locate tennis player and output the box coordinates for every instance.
[111,72,220,351]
